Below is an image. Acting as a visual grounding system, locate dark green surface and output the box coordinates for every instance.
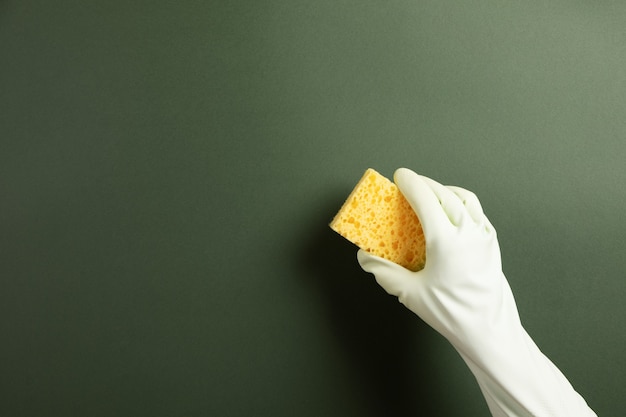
[1,1,625,416]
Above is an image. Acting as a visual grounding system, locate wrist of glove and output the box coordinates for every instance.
[357,168,596,417]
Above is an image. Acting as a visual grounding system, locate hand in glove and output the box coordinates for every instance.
[357,168,596,417]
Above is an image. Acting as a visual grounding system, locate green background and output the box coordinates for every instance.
[1,1,625,416]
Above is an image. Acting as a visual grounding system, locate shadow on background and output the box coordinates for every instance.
[297,191,441,416]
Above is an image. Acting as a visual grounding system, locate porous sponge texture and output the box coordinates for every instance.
[330,168,426,272]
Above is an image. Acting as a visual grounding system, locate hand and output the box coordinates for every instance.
[357,167,513,350]
[357,168,597,417]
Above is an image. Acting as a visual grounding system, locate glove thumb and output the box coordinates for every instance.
[357,249,417,300]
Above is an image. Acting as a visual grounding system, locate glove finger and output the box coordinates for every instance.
[446,186,484,225]
[357,249,414,298]
[417,175,469,227]
[393,168,452,238]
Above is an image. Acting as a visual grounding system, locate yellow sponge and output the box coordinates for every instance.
[329,168,426,271]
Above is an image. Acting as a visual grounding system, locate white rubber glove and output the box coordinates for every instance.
[357,168,597,417]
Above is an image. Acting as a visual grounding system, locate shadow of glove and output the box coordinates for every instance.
[357,168,597,417]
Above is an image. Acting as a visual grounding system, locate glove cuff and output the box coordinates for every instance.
[453,328,597,416]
